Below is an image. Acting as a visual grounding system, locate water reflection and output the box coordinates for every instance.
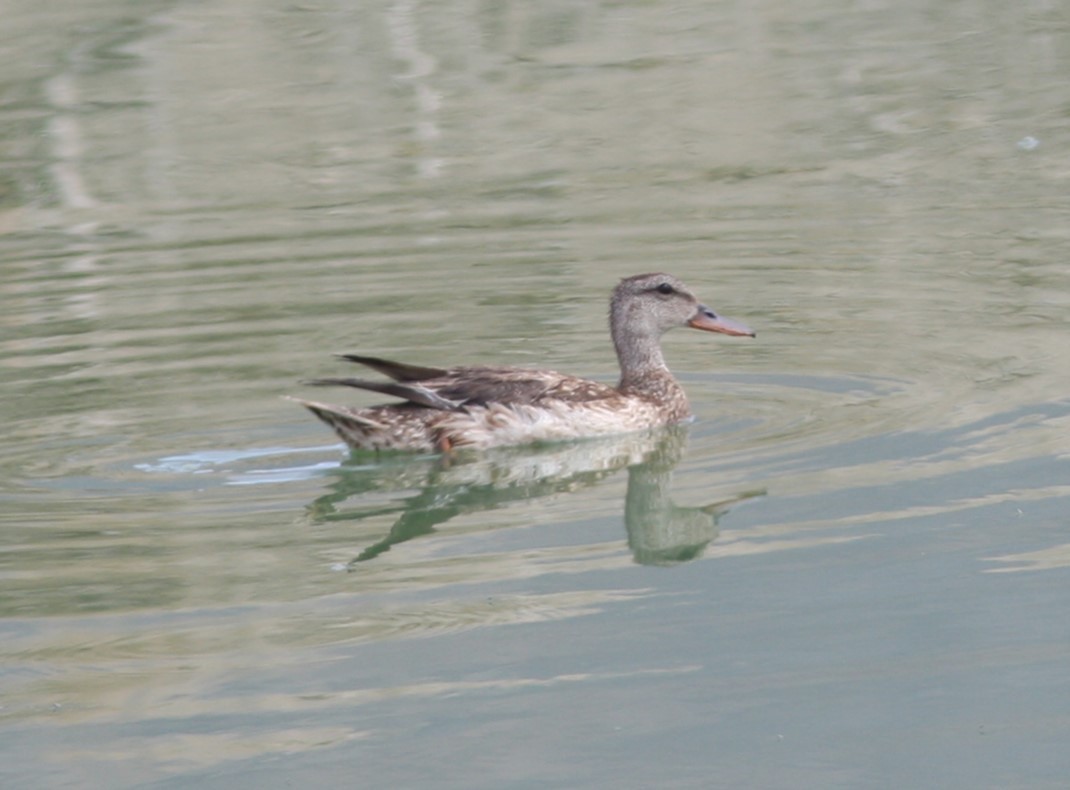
[305,425,762,567]
[623,439,763,566]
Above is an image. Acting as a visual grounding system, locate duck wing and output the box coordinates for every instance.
[335,354,448,382]
[433,368,620,407]
[302,377,464,411]
[308,361,621,411]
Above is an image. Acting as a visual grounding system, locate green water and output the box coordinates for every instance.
[2,1,1069,788]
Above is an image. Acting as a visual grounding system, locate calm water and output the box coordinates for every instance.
[3,1,1070,788]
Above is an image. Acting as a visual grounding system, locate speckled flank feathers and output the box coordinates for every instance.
[293,273,754,452]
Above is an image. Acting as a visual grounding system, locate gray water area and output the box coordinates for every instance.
[3,1,1070,788]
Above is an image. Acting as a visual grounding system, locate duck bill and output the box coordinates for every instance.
[688,305,755,337]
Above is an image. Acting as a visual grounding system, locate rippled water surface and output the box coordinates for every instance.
[3,1,1070,788]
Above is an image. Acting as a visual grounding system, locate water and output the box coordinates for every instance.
[3,1,1070,788]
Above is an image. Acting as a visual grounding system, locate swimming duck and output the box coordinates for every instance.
[292,272,754,452]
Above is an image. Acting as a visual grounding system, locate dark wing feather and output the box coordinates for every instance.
[435,375,551,407]
[302,377,463,411]
[335,354,448,382]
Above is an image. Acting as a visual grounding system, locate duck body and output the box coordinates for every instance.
[296,361,688,452]
[293,273,753,452]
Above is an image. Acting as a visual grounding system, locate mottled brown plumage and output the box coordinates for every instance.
[292,273,754,452]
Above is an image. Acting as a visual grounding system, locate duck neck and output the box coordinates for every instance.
[612,316,671,392]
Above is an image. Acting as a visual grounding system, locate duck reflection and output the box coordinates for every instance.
[306,425,761,567]
[622,439,761,566]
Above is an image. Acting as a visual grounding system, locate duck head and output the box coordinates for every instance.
[610,272,755,339]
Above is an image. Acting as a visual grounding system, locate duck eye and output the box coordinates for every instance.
[655,283,675,295]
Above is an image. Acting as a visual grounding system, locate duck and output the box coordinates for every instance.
[291,272,754,452]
